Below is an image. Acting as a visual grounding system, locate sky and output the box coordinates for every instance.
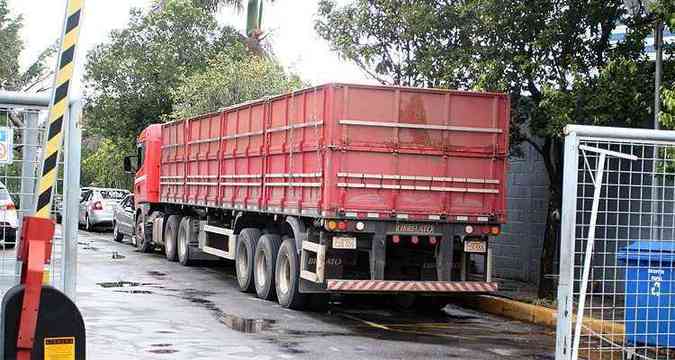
[6,0,374,97]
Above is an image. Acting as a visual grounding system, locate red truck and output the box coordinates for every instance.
[124,83,509,309]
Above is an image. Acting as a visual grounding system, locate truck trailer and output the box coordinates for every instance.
[125,83,509,309]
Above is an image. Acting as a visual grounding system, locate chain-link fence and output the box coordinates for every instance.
[0,99,80,300]
[557,125,675,360]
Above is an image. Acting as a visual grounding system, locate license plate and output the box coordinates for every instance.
[332,236,357,249]
[464,240,487,253]
[394,223,434,233]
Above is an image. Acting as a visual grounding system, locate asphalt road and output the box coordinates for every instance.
[77,229,556,360]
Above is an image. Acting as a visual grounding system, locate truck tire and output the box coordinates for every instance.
[164,215,181,262]
[235,228,261,293]
[254,234,282,300]
[135,214,153,253]
[177,217,194,266]
[275,238,306,309]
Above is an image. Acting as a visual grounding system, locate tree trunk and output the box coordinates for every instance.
[538,189,562,298]
[537,136,564,299]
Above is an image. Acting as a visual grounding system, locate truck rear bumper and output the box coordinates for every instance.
[326,280,497,293]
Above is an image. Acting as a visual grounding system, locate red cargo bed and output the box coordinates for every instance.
[159,83,509,223]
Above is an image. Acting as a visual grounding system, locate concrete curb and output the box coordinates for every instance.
[457,295,625,339]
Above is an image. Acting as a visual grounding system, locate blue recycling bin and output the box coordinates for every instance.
[617,241,675,347]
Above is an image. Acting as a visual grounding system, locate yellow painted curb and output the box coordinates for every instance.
[458,295,625,340]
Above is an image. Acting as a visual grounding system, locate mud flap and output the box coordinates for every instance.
[1,285,85,359]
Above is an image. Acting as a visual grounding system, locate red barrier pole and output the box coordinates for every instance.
[15,216,55,360]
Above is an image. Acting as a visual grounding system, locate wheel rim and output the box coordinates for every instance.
[135,220,143,248]
[237,245,248,279]
[278,253,290,295]
[166,232,173,255]
[255,250,267,288]
[178,227,187,258]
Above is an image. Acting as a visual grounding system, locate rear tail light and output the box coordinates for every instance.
[337,221,347,231]
[92,201,103,211]
[326,220,337,231]
[465,225,474,234]
[490,226,501,236]
[392,235,400,244]
[410,235,419,245]
[429,236,438,245]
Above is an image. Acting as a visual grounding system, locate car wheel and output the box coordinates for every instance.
[85,214,93,232]
[235,228,261,293]
[254,234,282,300]
[164,215,180,262]
[135,214,152,253]
[113,222,123,242]
[275,238,306,309]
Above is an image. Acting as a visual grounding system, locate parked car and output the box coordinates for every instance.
[78,187,129,231]
[112,194,135,243]
[0,183,18,247]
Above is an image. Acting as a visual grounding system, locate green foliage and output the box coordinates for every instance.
[316,0,656,142]
[83,0,242,142]
[171,44,303,119]
[0,0,23,90]
[81,138,133,190]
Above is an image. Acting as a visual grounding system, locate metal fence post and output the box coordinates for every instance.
[19,112,38,218]
[556,130,579,360]
[61,101,81,300]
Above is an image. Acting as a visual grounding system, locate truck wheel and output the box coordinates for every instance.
[177,217,194,266]
[275,238,306,309]
[235,228,261,293]
[135,214,152,253]
[254,234,282,300]
[113,222,123,242]
[164,215,180,262]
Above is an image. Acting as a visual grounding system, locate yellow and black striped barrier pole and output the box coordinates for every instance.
[10,2,86,359]
[35,0,84,219]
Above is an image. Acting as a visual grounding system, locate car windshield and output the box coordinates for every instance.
[99,190,127,200]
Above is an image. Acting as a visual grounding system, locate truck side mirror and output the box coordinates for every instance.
[123,156,137,174]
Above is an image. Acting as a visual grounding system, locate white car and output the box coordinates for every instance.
[79,188,129,231]
[0,184,18,247]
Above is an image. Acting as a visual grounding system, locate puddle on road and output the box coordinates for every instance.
[180,292,275,333]
[97,281,140,288]
[113,289,153,294]
[97,282,274,334]
[146,349,179,354]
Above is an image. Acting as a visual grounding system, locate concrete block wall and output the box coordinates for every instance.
[493,144,550,283]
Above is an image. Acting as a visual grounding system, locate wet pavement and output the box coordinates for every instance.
[77,230,556,359]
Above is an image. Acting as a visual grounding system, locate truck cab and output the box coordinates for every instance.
[130,124,162,205]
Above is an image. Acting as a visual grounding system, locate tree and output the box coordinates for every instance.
[83,0,242,142]
[316,0,669,297]
[155,0,276,56]
[171,44,303,119]
[81,138,134,189]
[0,0,22,90]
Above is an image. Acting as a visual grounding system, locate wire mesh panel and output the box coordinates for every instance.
[0,105,68,298]
[557,125,675,360]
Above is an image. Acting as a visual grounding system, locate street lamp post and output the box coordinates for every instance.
[625,0,665,129]
[655,19,664,129]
